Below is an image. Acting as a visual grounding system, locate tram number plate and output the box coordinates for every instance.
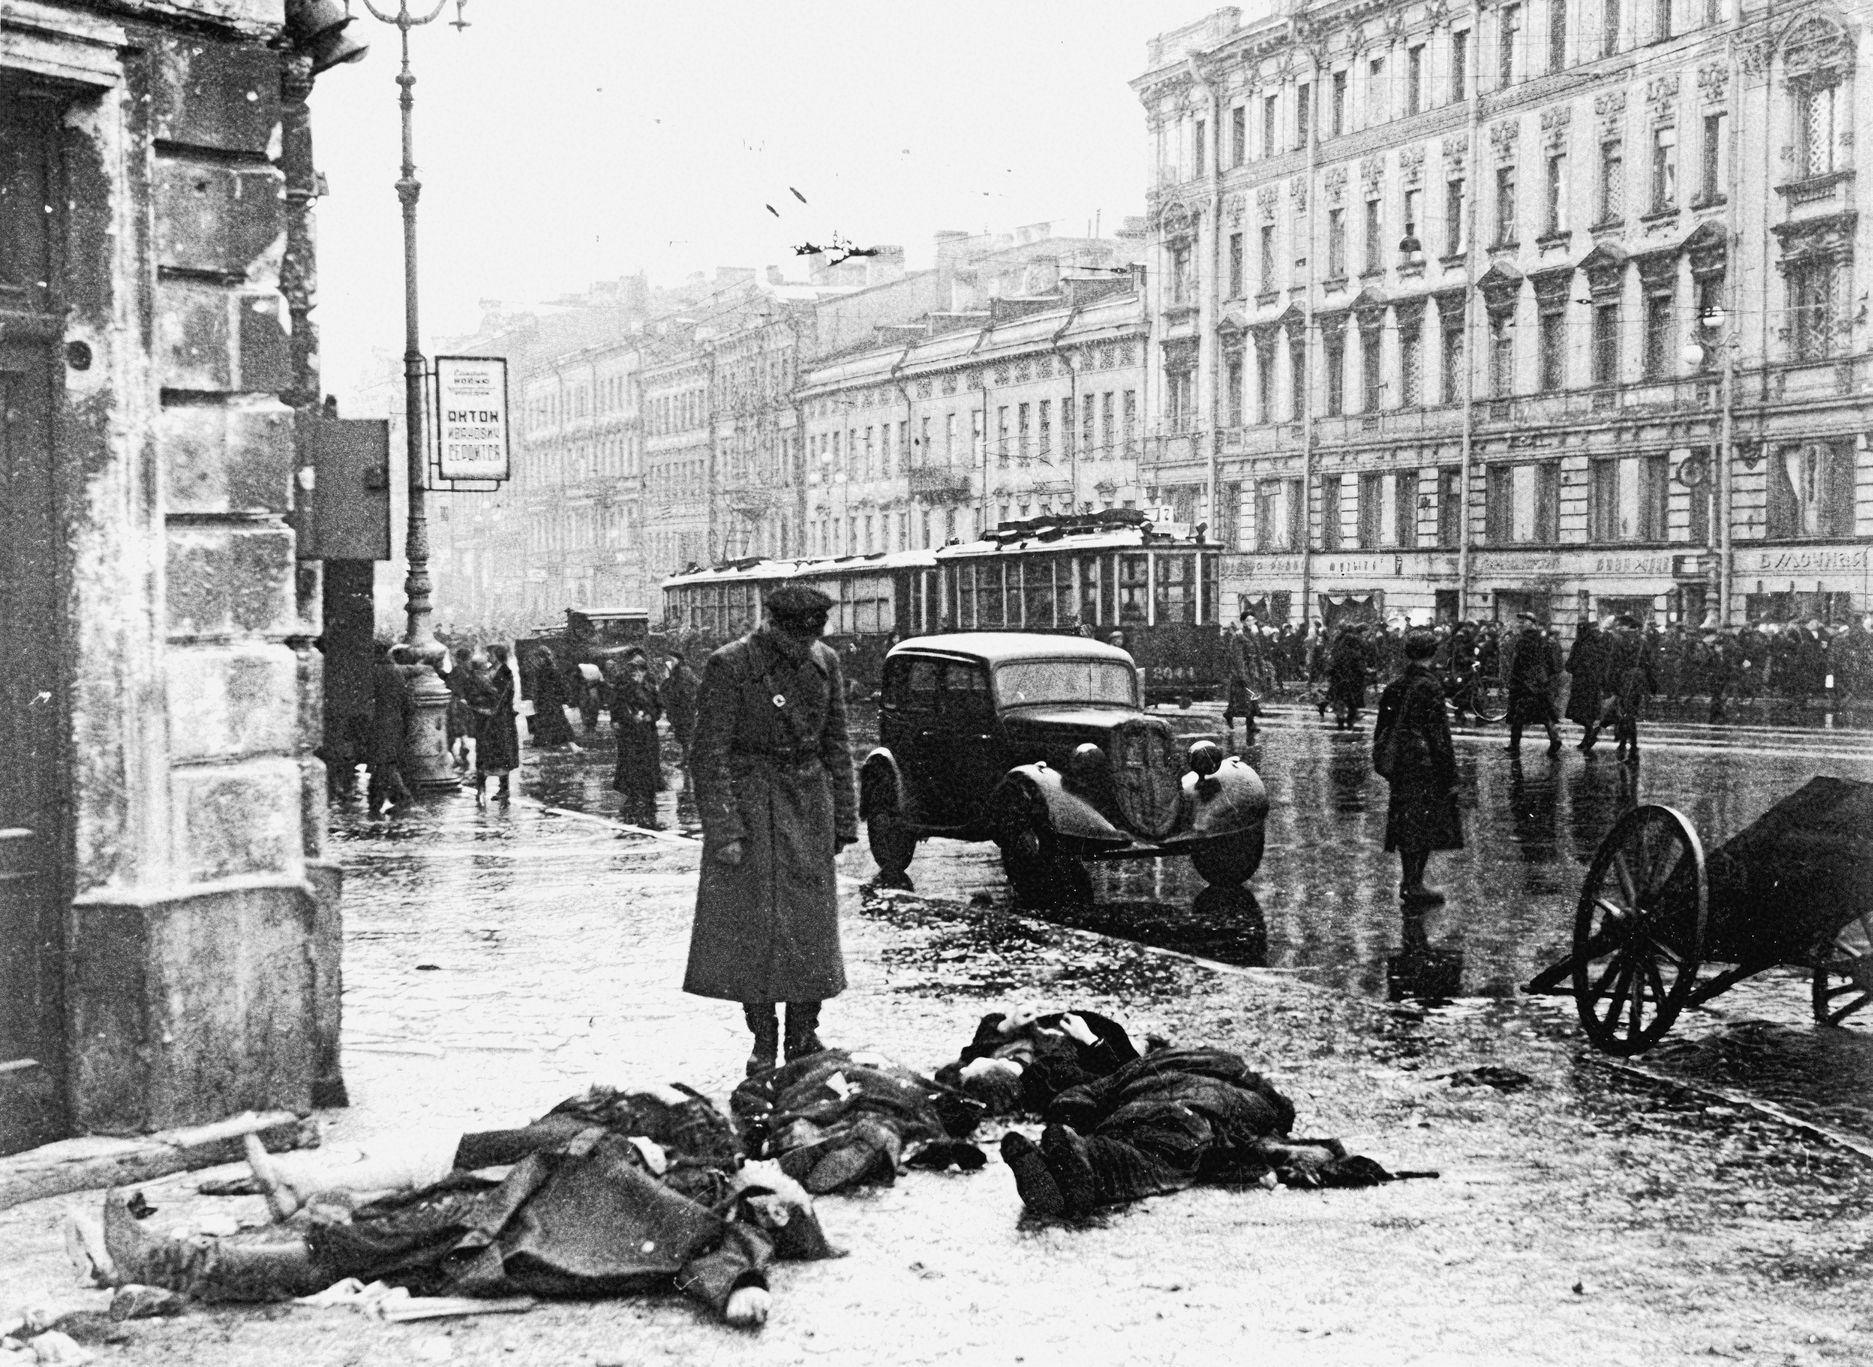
[1146,665,1199,681]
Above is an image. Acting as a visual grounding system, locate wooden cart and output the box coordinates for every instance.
[1525,777,1873,1055]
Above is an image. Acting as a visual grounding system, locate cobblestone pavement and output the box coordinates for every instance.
[5,785,1873,1367]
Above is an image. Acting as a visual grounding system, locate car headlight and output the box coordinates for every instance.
[1187,739,1223,777]
[1068,743,1107,783]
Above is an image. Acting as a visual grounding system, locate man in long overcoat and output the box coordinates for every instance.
[1599,614,1657,761]
[684,585,858,1076]
[367,641,413,817]
[1374,629,1463,904]
[1564,619,1610,751]
[1504,614,1562,755]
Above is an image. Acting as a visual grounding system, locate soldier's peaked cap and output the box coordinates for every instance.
[765,584,834,618]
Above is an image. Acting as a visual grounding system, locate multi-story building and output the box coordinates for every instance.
[1137,0,1873,628]
[795,274,1151,555]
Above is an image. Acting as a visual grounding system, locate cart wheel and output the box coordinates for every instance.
[1472,681,1508,724]
[1572,804,1707,1055]
[1812,913,1873,1028]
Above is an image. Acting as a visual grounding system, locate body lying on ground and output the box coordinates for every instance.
[88,1085,837,1326]
[936,1005,1142,1115]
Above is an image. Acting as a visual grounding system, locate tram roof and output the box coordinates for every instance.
[893,633,1136,666]
[661,548,939,590]
[938,527,1209,557]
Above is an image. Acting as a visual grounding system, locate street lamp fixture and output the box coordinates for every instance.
[1680,304,1736,628]
[356,0,471,792]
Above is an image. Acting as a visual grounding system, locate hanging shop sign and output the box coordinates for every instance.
[434,355,511,482]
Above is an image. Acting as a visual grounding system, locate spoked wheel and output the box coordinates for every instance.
[1812,912,1873,1028]
[1471,681,1508,724]
[1572,804,1707,1055]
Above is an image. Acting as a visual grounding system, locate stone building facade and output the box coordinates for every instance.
[1137,0,1873,628]
[1,0,355,1153]
[794,277,1151,555]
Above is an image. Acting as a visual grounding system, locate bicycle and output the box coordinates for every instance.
[1443,665,1507,723]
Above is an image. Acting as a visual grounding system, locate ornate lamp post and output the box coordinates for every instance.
[358,0,470,790]
[1682,305,1737,628]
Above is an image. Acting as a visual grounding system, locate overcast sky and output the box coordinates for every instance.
[307,0,1183,408]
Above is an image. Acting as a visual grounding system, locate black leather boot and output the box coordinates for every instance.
[743,1003,779,1077]
[784,1001,825,1062]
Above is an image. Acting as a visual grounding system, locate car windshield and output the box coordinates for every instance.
[995,659,1137,708]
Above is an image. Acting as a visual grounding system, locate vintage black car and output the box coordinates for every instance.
[858,634,1268,907]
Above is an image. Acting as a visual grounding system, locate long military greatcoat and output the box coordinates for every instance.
[1375,662,1464,853]
[683,626,858,1005]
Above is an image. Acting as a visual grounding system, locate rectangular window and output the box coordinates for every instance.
[1059,398,1073,456]
[1324,328,1346,415]
[1700,112,1726,201]
[1550,0,1569,69]
[1650,125,1677,210]
[1256,341,1275,423]
[1101,391,1116,451]
[1228,231,1245,298]
[1263,95,1278,158]
[1397,470,1421,548]
[1219,482,1243,552]
[1653,0,1672,41]
[1404,187,1423,248]
[1289,336,1306,419]
[1170,241,1193,305]
[1643,292,1675,379]
[1438,467,1464,545]
[1489,313,1516,396]
[996,406,1009,464]
[1259,224,1277,292]
[1451,30,1469,101]
[1017,402,1030,459]
[1361,328,1383,410]
[1767,440,1857,538]
[1445,177,1467,256]
[1401,321,1424,404]
[1332,70,1348,136]
[1790,259,1838,361]
[1359,472,1384,548]
[1640,453,1668,540]
[1194,119,1207,177]
[1590,456,1620,541]
[1495,165,1518,245]
[1296,83,1312,149]
[1231,104,1247,166]
[1487,461,1560,542]
[1408,45,1425,114]
[1321,473,1345,549]
[1123,390,1138,453]
[971,409,983,467]
[1364,198,1383,273]
[1538,307,1567,390]
[1255,477,1295,550]
[1226,352,1245,427]
[1798,82,1838,178]
[1603,0,1621,55]
[1599,139,1625,224]
[1592,302,1622,384]
[1500,3,1522,83]
[1328,207,1347,278]
[1038,399,1051,454]
[1441,315,1466,404]
[1545,154,1568,234]
[1081,394,1095,453]
[945,412,957,464]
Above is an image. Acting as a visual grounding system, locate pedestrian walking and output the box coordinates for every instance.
[1222,615,1259,745]
[610,651,664,829]
[468,644,520,803]
[1600,614,1657,762]
[366,641,414,818]
[1373,629,1463,905]
[1504,613,1562,755]
[1325,623,1371,729]
[683,584,858,1078]
[445,644,474,772]
[662,650,700,764]
[1565,618,1610,751]
[526,647,579,747]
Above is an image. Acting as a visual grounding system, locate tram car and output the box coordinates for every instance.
[658,510,1225,705]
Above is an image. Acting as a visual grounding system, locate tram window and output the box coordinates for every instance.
[1118,554,1149,624]
[941,661,993,722]
[1024,561,1054,628]
[853,576,890,634]
[1053,560,1076,628]
[978,563,1005,628]
[956,565,977,628]
[1202,555,1219,625]
[1156,553,1197,625]
[700,588,719,635]
[1077,556,1101,627]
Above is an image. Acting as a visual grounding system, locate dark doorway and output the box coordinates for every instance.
[0,86,71,1153]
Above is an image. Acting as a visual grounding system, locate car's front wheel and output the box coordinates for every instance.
[993,787,1092,909]
[1189,829,1266,887]
[867,812,917,891]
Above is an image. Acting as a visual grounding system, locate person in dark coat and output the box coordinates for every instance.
[1564,619,1610,751]
[684,584,858,1077]
[467,645,520,803]
[1504,615,1562,755]
[1325,623,1372,729]
[1600,614,1657,762]
[367,641,414,818]
[1374,629,1463,905]
[611,652,664,829]
[527,647,579,747]
[1221,617,1259,745]
[662,651,701,762]
[444,645,475,772]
